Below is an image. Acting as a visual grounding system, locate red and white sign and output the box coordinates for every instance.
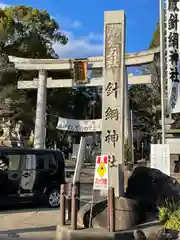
[93,155,109,190]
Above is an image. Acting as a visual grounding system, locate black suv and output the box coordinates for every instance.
[0,147,65,208]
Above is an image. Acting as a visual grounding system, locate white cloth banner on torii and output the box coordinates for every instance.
[56,115,130,136]
[56,117,102,132]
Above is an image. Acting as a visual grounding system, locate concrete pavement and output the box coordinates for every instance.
[65,164,94,183]
[0,208,58,239]
[0,183,93,239]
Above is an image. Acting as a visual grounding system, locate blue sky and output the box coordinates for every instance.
[0,0,159,58]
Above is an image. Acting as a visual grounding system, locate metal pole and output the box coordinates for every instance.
[89,189,95,228]
[141,142,144,160]
[75,181,80,211]
[160,0,166,144]
[93,88,97,147]
[60,184,66,226]
[130,110,134,164]
[71,185,77,230]
[67,183,72,221]
[108,187,115,232]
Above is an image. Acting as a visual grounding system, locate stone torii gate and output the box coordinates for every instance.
[9,44,158,150]
[7,10,159,197]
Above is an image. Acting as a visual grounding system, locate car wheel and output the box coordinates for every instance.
[48,188,60,208]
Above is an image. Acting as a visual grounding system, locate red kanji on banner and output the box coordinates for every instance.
[96,156,101,164]
[103,155,108,164]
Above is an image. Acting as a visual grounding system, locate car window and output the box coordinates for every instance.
[55,151,64,162]
[49,154,57,170]
[21,154,36,170]
[36,154,45,170]
[36,153,57,170]
[0,154,21,171]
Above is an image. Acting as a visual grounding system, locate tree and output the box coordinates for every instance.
[0,5,102,147]
[149,24,160,49]
[129,23,161,137]
[0,5,68,138]
[0,5,68,58]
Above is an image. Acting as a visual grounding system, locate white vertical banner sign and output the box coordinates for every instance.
[166,0,180,113]
[73,137,86,185]
[150,144,170,176]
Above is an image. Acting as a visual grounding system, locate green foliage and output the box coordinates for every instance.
[129,22,161,138]
[0,5,70,142]
[164,213,180,230]
[158,206,171,223]
[149,24,160,49]
[158,201,180,231]
[0,5,68,58]
[129,84,161,135]
[0,5,103,146]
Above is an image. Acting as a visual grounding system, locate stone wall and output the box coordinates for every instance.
[170,154,180,183]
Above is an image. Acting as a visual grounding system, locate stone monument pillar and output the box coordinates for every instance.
[34,70,47,148]
[101,10,126,197]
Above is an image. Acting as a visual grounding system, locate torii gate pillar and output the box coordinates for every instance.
[34,70,47,148]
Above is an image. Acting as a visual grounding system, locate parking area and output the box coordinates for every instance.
[0,207,61,239]
[0,183,93,239]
